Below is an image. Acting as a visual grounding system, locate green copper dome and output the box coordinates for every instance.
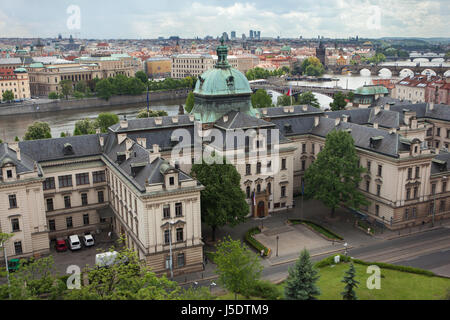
[191,39,258,123]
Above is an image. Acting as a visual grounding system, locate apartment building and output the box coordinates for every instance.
[392,75,442,103]
[0,67,31,100]
[171,54,214,79]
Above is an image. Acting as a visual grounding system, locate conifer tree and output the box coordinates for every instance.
[341,263,360,300]
[284,249,320,300]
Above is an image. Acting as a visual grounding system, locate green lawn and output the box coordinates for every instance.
[215,262,450,300]
[279,262,450,300]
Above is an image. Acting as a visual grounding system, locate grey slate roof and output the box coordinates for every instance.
[368,109,400,128]
[214,111,274,130]
[431,152,450,175]
[0,143,36,176]
[310,117,400,157]
[326,109,371,125]
[259,105,323,118]
[110,114,194,133]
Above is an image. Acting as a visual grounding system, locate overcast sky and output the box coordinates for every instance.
[0,0,449,39]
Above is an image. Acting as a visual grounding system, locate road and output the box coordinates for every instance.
[183,227,450,291]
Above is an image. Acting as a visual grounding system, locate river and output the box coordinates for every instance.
[0,99,184,142]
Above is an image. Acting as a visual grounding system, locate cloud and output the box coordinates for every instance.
[0,0,449,38]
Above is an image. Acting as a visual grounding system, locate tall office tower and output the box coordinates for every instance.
[222,32,229,41]
[231,31,236,40]
[249,30,254,39]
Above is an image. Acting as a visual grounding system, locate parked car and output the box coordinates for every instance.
[83,234,95,247]
[55,238,68,252]
[68,235,81,251]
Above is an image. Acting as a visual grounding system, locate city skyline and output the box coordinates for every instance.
[0,0,449,39]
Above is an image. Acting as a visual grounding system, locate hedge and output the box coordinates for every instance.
[244,227,270,257]
[314,254,435,277]
[289,219,344,241]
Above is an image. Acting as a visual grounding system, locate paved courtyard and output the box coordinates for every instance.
[254,224,332,257]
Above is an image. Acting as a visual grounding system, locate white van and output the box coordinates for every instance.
[83,234,95,247]
[68,235,81,251]
[95,251,119,268]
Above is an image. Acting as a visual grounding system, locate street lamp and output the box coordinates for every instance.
[276,235,279,257]
[344,242,348,256]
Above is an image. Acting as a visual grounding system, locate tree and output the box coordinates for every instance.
[135,71,148,85]
[191,159,248,241]
[23,122,52,140]
[329,91,348,111]
[2,90,14,102]
[74,81,88,94]
[277,94,292,106]
[214,236,263,300]
[125,77,146,95]
[341,263,360,300]
[297,91,320,108]
[96,79,114,100]
[300,57,325,76]
[59,80,73,100]
[65,246,181,300]
[14,136,19,142]
[73,118,96,136]
[284,249,320,300]
[136,109,168,118]
[185,92,195,113]
[304,130,368,217]
[48,92,59,99]
[95,112,119,133]
[251,89,273,108]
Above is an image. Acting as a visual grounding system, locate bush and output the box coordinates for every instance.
[245,280,282,300]
[244,227,270,256]
[314,254,351,268]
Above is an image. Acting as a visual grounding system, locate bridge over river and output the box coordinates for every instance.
[250,82,352,98]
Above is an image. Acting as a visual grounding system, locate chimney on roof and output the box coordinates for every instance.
[302,105,307,112]
[389,128,397,134]
[429,101,434,111]
[223,115,229,123]
[99,136,104,147]
[96,128,101,134]
[8,142,21,161]
[342,115,348,123]
[149,144,160,163]
[374,106,381,115]
[120,119,128,129]
[335,118,340,126]
[283,106,289,113]
[373,122,378,129]
[125,138,133,151]
[155,117,163,125]
[172,116,178,124]
[384,103,390,111]
[189,114,195,122]
[314,116,320,127]
[262,109,268,115]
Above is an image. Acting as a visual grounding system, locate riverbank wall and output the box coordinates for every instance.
[0,88,191,116]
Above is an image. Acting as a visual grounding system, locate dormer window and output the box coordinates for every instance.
[169,177,175,186]
[63,143,74,155]
[7,170,12,178]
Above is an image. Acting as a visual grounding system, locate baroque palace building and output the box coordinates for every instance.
[1,42,450,276]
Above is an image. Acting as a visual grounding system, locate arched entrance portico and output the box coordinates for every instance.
[257,201,265,218]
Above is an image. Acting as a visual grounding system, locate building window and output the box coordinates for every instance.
[439,200,445,212]
[175,203,183,217]
[49,219,55,231]
[163,205,170,219]
[404,208,409,220]
[256,162,261,174]
[412,207,417,218]
[282,159,287,170]
[267,182,272,194]
[281,186,286,198]
[11,218,20,232]
[436,128,441,137]
[302,143,306,153]
[176,228,183,242]
[377,165,382,177]
[413,187,418,199]
[8,194,17,208]
[76,173,90,186]
[375,205,379,216]
[431,183,436,195]
[415,166,420,178]
[435,141,440,148]
[164,230,170,244]
[366,180,370,192]
[6,170,12,178]
[98,191,104,203]
[406,188,411,200]
[46,198,54,211]
[43,177,55,190]
[169,177,175,186]
[407,168,412,180]
[83,214,90,225]
[81,193,88,206]
[64,196,71,208]
[177,253,185,268]
[376,185,381,196]
[66,217,73,229]
[301,160,306,171]
[59,175,72,188]
[311,144,315,154]
[367,160,371,172]
[246,164,251,175]
[246,186,251,198]
[442,181,447,193]
[14,241,23,255]
[93,170,106,183]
